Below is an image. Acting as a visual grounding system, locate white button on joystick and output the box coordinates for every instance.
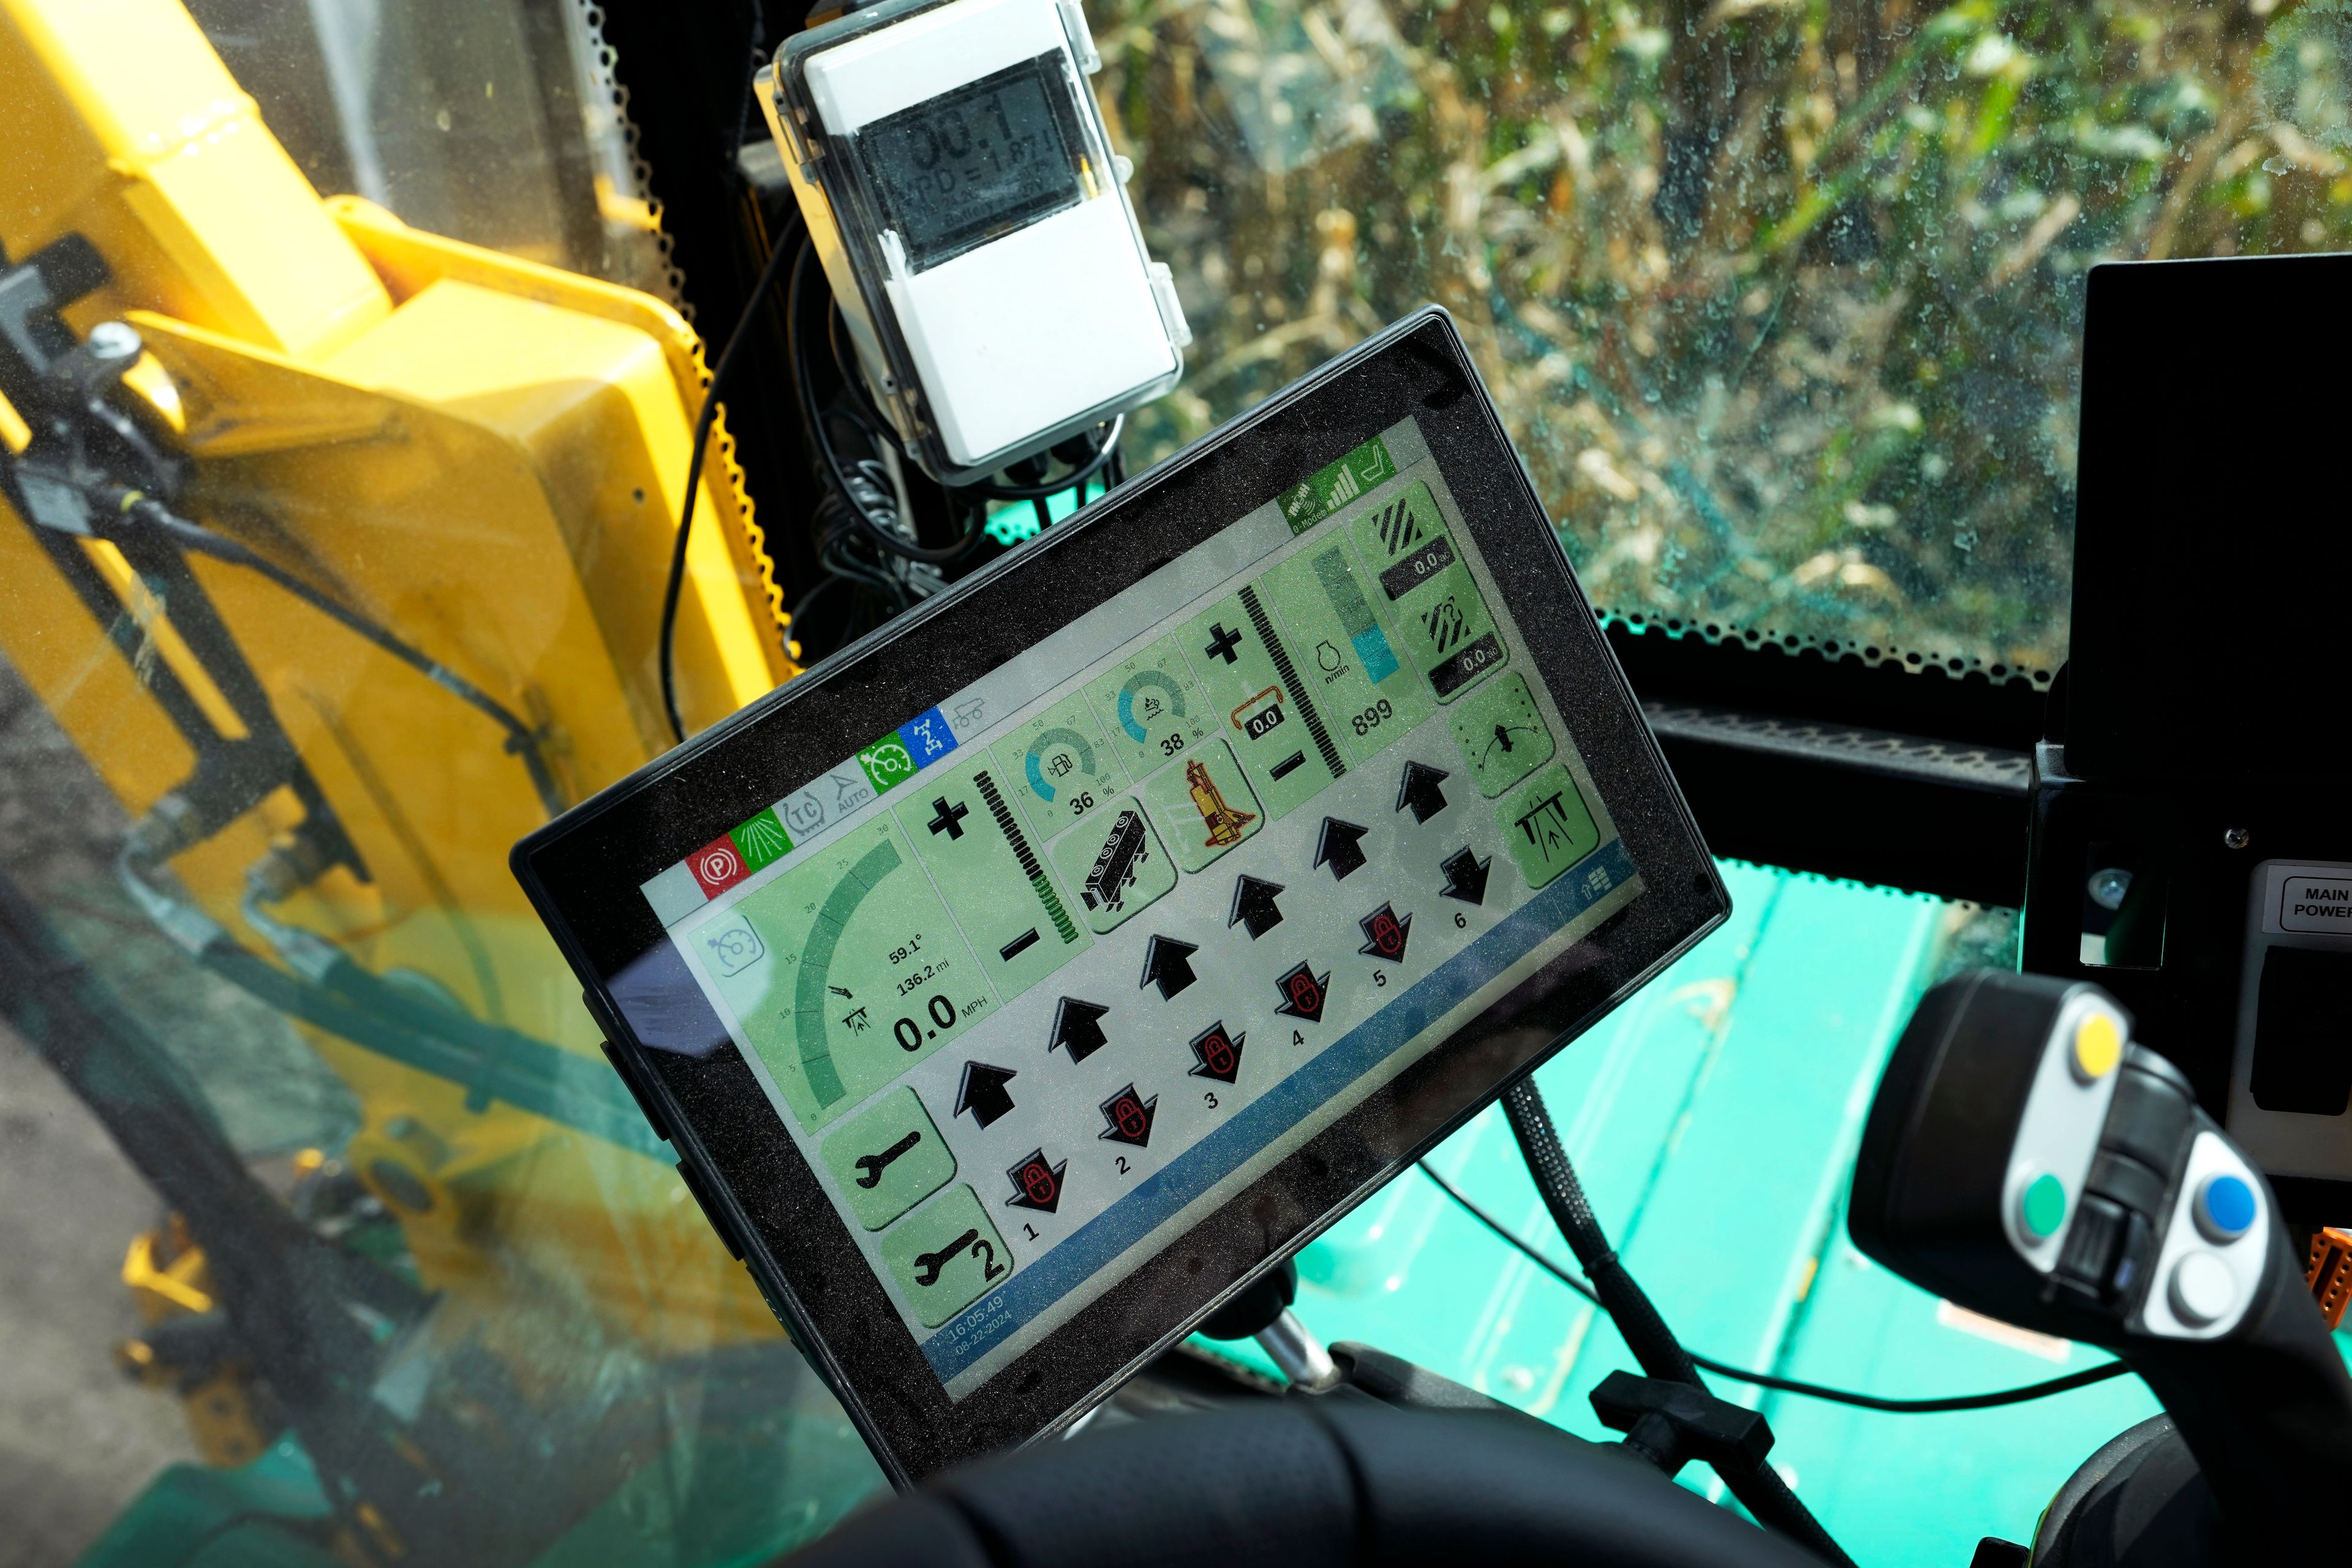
[2168,1251,2237,1328]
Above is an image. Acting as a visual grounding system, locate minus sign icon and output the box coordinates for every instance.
[1270,751,1307,781]
[1000,929,1041,962]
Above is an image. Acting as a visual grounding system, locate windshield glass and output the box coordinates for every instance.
[1106,0,2352,684]
[187,0,680,299]
[3,0,2343,1562]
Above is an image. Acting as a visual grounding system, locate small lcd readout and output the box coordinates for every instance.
[860,54,1085,271]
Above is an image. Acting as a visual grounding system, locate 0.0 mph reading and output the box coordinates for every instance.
[895,992,961,1052]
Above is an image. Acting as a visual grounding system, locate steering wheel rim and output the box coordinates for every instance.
[779,1398,1825,1567]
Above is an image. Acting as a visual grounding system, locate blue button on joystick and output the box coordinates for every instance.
[2195,1173,2256,1243]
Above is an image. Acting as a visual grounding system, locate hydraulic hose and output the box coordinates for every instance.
[113,848,660,1158]
[1502,1079,1858,1568]
[102,489,567,818]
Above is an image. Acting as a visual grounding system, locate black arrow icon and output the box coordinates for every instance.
[954,1061,1018,1129]
[1049,998,1111,1063]
[1229,875,1286,939]
[1005,1148,1067,1213]
[1274,963,1331,1023]
[1099,1084,1158,1147]
[1396,761,1451,824]
[1140,935,1199,1000]
[1439,846,1491,907]
[1359,903,1412,962]
[1314,817,1369,881]
[1188,1021,1245,1083]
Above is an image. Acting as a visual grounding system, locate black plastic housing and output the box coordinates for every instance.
[1852,971,2352,1557]
[511,309,1728,1482]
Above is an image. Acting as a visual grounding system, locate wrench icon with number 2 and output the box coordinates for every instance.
[912,1228,980,1287]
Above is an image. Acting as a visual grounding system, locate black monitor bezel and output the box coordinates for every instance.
[511,307,1728,1483]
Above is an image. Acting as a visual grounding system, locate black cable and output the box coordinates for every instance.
[1504,1080,1702,1384]
[954,415,1123,500]
[658,227,799,745]
[1504,1079,1856,1568]
[782,573,846,658]
[110,491,567,818]
[818,293,1122,514]
[787,243,990,569]
[1414,1159,2132,1413]
[657,0,781,742]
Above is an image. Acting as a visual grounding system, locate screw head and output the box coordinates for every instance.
[86,321,141,361]
[2223,826,2250,850]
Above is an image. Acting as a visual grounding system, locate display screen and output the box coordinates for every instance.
[639,415,1640,1399]
[859,54,1088,272]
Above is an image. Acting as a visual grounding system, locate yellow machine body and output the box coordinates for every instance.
[0,0,798,1406]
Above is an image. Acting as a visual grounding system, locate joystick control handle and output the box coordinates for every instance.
[1850,971,2352,1556]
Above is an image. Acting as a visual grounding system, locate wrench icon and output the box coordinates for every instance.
[912,1228,979,1287]
[854,1130,922,1188]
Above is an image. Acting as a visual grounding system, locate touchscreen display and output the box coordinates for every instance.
[859,53,1086,271]
[638,415,1640,1398]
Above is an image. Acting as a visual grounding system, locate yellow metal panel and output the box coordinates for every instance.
[80,537,250,739]
[322,277,778,726]
[0,0,390,358]
[330,198,796,702]
[0,513,202,823]
[0,1,795,1359]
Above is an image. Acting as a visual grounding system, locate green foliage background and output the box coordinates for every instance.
[1098,0,2352,680]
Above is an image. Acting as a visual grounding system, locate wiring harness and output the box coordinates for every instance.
[657,222,1125,743]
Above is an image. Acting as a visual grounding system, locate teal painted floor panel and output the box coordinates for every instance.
[1202,862,2168,1564]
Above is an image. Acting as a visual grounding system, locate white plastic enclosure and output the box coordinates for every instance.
[760,0,1189,485]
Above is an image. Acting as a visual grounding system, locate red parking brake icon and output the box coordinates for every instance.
[687,835,748,896]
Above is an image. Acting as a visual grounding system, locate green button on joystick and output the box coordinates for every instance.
[2021,1173,2067,1240]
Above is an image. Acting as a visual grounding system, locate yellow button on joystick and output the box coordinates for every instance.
[2071,1013,2122,1084]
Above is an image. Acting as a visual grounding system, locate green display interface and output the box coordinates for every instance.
[648,414,1637,1398]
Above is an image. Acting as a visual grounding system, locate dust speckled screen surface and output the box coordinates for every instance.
[638,413,1640,1397]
